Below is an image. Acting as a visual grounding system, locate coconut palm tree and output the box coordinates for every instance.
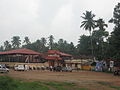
[95,18,108,31]
[41,37,47,47]
[95,18,108,59]
[48,35,54,50]
[0,46,4,51]
[11,36,21,49]
[23,36,31,45]
[4,41,12,51]
[4,41,9,50]
[80,11,95,57]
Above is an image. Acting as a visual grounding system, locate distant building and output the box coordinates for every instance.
[44,50,73,67]
[0,49,43,63]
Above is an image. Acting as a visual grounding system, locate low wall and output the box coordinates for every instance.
[0,62,49,67]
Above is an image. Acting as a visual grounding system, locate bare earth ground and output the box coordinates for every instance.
[1,70,120,90]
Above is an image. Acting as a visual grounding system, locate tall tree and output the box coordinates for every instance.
[35,39,42,52]
[58,39,65,52]
[95,18,108,31]
[108,3,120,60]
[93,18,108,60]
[92,30,109,60]
[80,11,95,57]
[48,35,54,50]
[23,37,31,45]
[77,35,91,55]
[26,39,42,52]
[0,46,4,51]
[68,42,76,55]
[40,37,48,52]
[58,39,64,44]
[41,37,47,47]
[4,41,12,51]
[11,36,21,49]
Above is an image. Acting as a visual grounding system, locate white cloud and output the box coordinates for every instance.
[51,2,73,38]
[0,0,119,45]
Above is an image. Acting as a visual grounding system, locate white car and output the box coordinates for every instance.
[0,64,9,73]
[14,64,29,71]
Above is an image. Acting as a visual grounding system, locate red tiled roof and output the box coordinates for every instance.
[47,50,59,54]
[58,52,72,57]
[0,49,42,55]
[47,50,72,57]
[45,56,62,60]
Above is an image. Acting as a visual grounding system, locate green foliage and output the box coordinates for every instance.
[4,41,12,51]
[1,35,78,55]
[98,81,120,90]
[80,11,96,57]
[17,82,50,90]
[23,37,31,45]
[11,36,21,49]
[0,76,18,90]
[95,18,108,30]
[92,30,108,60]
[0,46,4,52]
[48,35,54,50]
[110,86,120,90]
[80,11,95,32]
[80,11,109,60]
[108,3,120,60]
[77,35,91,55]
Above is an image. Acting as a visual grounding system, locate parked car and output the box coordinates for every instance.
[14,64,29,71]
[0,64,9,73]
[62,67,72,72]
[53,66,62,72]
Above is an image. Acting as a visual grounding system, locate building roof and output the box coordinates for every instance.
[48,50,72,57]
[47,50,59,54]
[45,56,62,60]
[0,49,42,55]
[44,50,72,60]
[58,52,72,57]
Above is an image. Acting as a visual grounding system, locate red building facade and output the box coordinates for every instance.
[44,50,72,67]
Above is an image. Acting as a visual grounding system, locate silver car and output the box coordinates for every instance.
[0,64,9,73]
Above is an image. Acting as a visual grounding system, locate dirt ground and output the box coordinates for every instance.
[1,70,120,90]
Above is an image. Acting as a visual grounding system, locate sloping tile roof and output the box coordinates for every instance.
[48,50,72,57]
[45,56,62,60]
[0,49,42,55]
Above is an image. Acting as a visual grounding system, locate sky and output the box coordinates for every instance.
[0,0,119,46]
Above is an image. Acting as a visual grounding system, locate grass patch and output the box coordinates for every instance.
[0,76,50,90]
[98,81,110,85]
[0,76,87,90]
[42,81,75,90]
[0,76,18,90]
[110,86,120,90]
[104,71,113,73]
[98,81,120,90]
[42,81,87,90]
